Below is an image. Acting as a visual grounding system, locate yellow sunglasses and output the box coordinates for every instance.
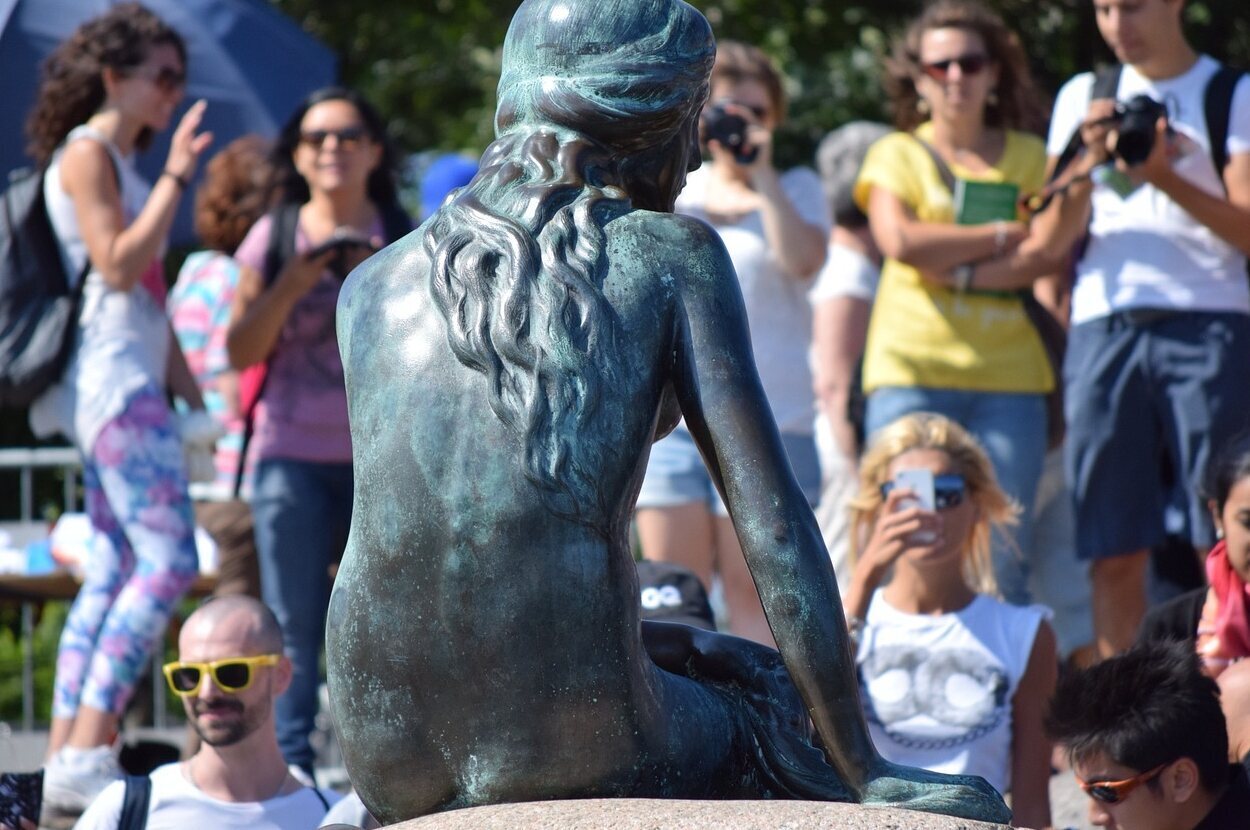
[162,654,281,696]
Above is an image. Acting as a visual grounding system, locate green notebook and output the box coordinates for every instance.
[954,179,1019,225]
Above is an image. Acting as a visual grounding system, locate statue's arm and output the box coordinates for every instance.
[668,217,884,796]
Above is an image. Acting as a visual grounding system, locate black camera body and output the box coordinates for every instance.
[1112,95,1169,166]
[702,101,759,165]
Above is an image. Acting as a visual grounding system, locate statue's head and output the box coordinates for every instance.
[495,0,715,211]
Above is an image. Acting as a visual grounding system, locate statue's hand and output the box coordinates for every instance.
[858,758,1011,825]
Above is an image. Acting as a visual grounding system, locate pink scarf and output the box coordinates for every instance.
[1196,540,1250,676]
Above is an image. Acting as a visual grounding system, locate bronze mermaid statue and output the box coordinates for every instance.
[327,0,1011,824]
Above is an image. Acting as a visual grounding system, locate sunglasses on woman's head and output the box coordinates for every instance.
[921,53,990,82]
[299,126,369,151]
[1076,764,1168,805]
[879,473,967,510]
[163,654,280,697]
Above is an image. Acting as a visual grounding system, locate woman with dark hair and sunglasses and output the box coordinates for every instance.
[854,0,1069,615]
[843,412,1056,828]
[225,86,410,779]
[24,3,213,812]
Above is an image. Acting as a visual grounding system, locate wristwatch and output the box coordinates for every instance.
[953,263,975,293]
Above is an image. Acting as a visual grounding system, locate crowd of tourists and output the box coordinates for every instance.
[2,0,1248,828]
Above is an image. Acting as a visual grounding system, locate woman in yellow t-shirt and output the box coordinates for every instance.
[854,0,1065,607]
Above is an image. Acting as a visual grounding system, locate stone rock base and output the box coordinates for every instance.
[387,798,1011,829]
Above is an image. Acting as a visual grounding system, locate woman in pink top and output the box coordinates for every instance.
[226,86,410,777]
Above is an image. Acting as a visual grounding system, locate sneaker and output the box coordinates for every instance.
[42,744,123,814]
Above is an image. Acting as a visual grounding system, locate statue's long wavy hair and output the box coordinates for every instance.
[423,0,714,526]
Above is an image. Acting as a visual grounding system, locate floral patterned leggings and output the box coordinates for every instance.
[52,387,199,719]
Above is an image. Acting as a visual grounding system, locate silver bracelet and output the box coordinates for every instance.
[993,221,1008,257]
[953,263,975,293]
[847,614,867,647]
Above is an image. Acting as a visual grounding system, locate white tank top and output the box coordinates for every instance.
[29,125,170,454]
[856,592,1047,795]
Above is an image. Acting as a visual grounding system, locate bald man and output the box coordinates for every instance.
[74,596,338,829]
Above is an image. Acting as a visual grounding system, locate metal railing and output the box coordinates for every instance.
[0,446,81,731]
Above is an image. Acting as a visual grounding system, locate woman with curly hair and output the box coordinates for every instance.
[854,0,1083,608]
[843,412,1057,828]
[25,2,212,811]
[327,0,1009,824]
[169,135,273,599]
[225,86,409,778]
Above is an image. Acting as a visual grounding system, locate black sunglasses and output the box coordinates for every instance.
[131,65,186,93]
[299,126,370,151]
[879,473,967,510]
[921,53,991,81]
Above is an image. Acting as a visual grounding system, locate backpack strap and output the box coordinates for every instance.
[910,135,957,196]
[263,202,302,287]
[309,786,330,810]
[118,775,152,830]
[1205,64,1244,185]
[380,203,413,246]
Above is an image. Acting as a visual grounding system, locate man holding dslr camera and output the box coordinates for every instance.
[1046,0,1250,658]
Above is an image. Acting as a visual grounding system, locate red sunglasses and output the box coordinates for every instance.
[921,53,990,81]
[1076,764,1168,804]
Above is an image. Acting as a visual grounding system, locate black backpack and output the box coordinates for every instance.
[0,166,91,408]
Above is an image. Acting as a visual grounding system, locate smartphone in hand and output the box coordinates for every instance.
[892,468,935,511]
[306,233,376,260]
[0,770,43,829]
[307,231,377,279]
[892,468,937,544]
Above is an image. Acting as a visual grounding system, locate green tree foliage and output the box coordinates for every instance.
[269,0,1250,168]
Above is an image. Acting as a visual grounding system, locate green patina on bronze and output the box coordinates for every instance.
[327,0,1011,824]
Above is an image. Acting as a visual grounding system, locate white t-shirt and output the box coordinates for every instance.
[30,126,172,453]
[675,165,831,434]
[856,592,1047,795]
[808,242,879,304]
[73,763,339,830]
[1047,56,1250,324]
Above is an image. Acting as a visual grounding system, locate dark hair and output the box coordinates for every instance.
[884,0,1047,135]
[194,135,272,253]
[710,40,787,125]
[25,2,186,165]
[1205,432,1250,515]
[269,86,402,213]
[1044,640,1230,793]
[424,0,714,526]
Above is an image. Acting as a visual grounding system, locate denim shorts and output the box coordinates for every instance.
[1064,310,1250,560]
[636,424,821,515]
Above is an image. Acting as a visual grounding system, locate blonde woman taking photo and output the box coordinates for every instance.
[843,412,1056,828]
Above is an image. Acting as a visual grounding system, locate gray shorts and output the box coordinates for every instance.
[1064,309,1250,560]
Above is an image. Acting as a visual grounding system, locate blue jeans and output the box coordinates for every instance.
[865,386,1047,605]
[252,457,353,772]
